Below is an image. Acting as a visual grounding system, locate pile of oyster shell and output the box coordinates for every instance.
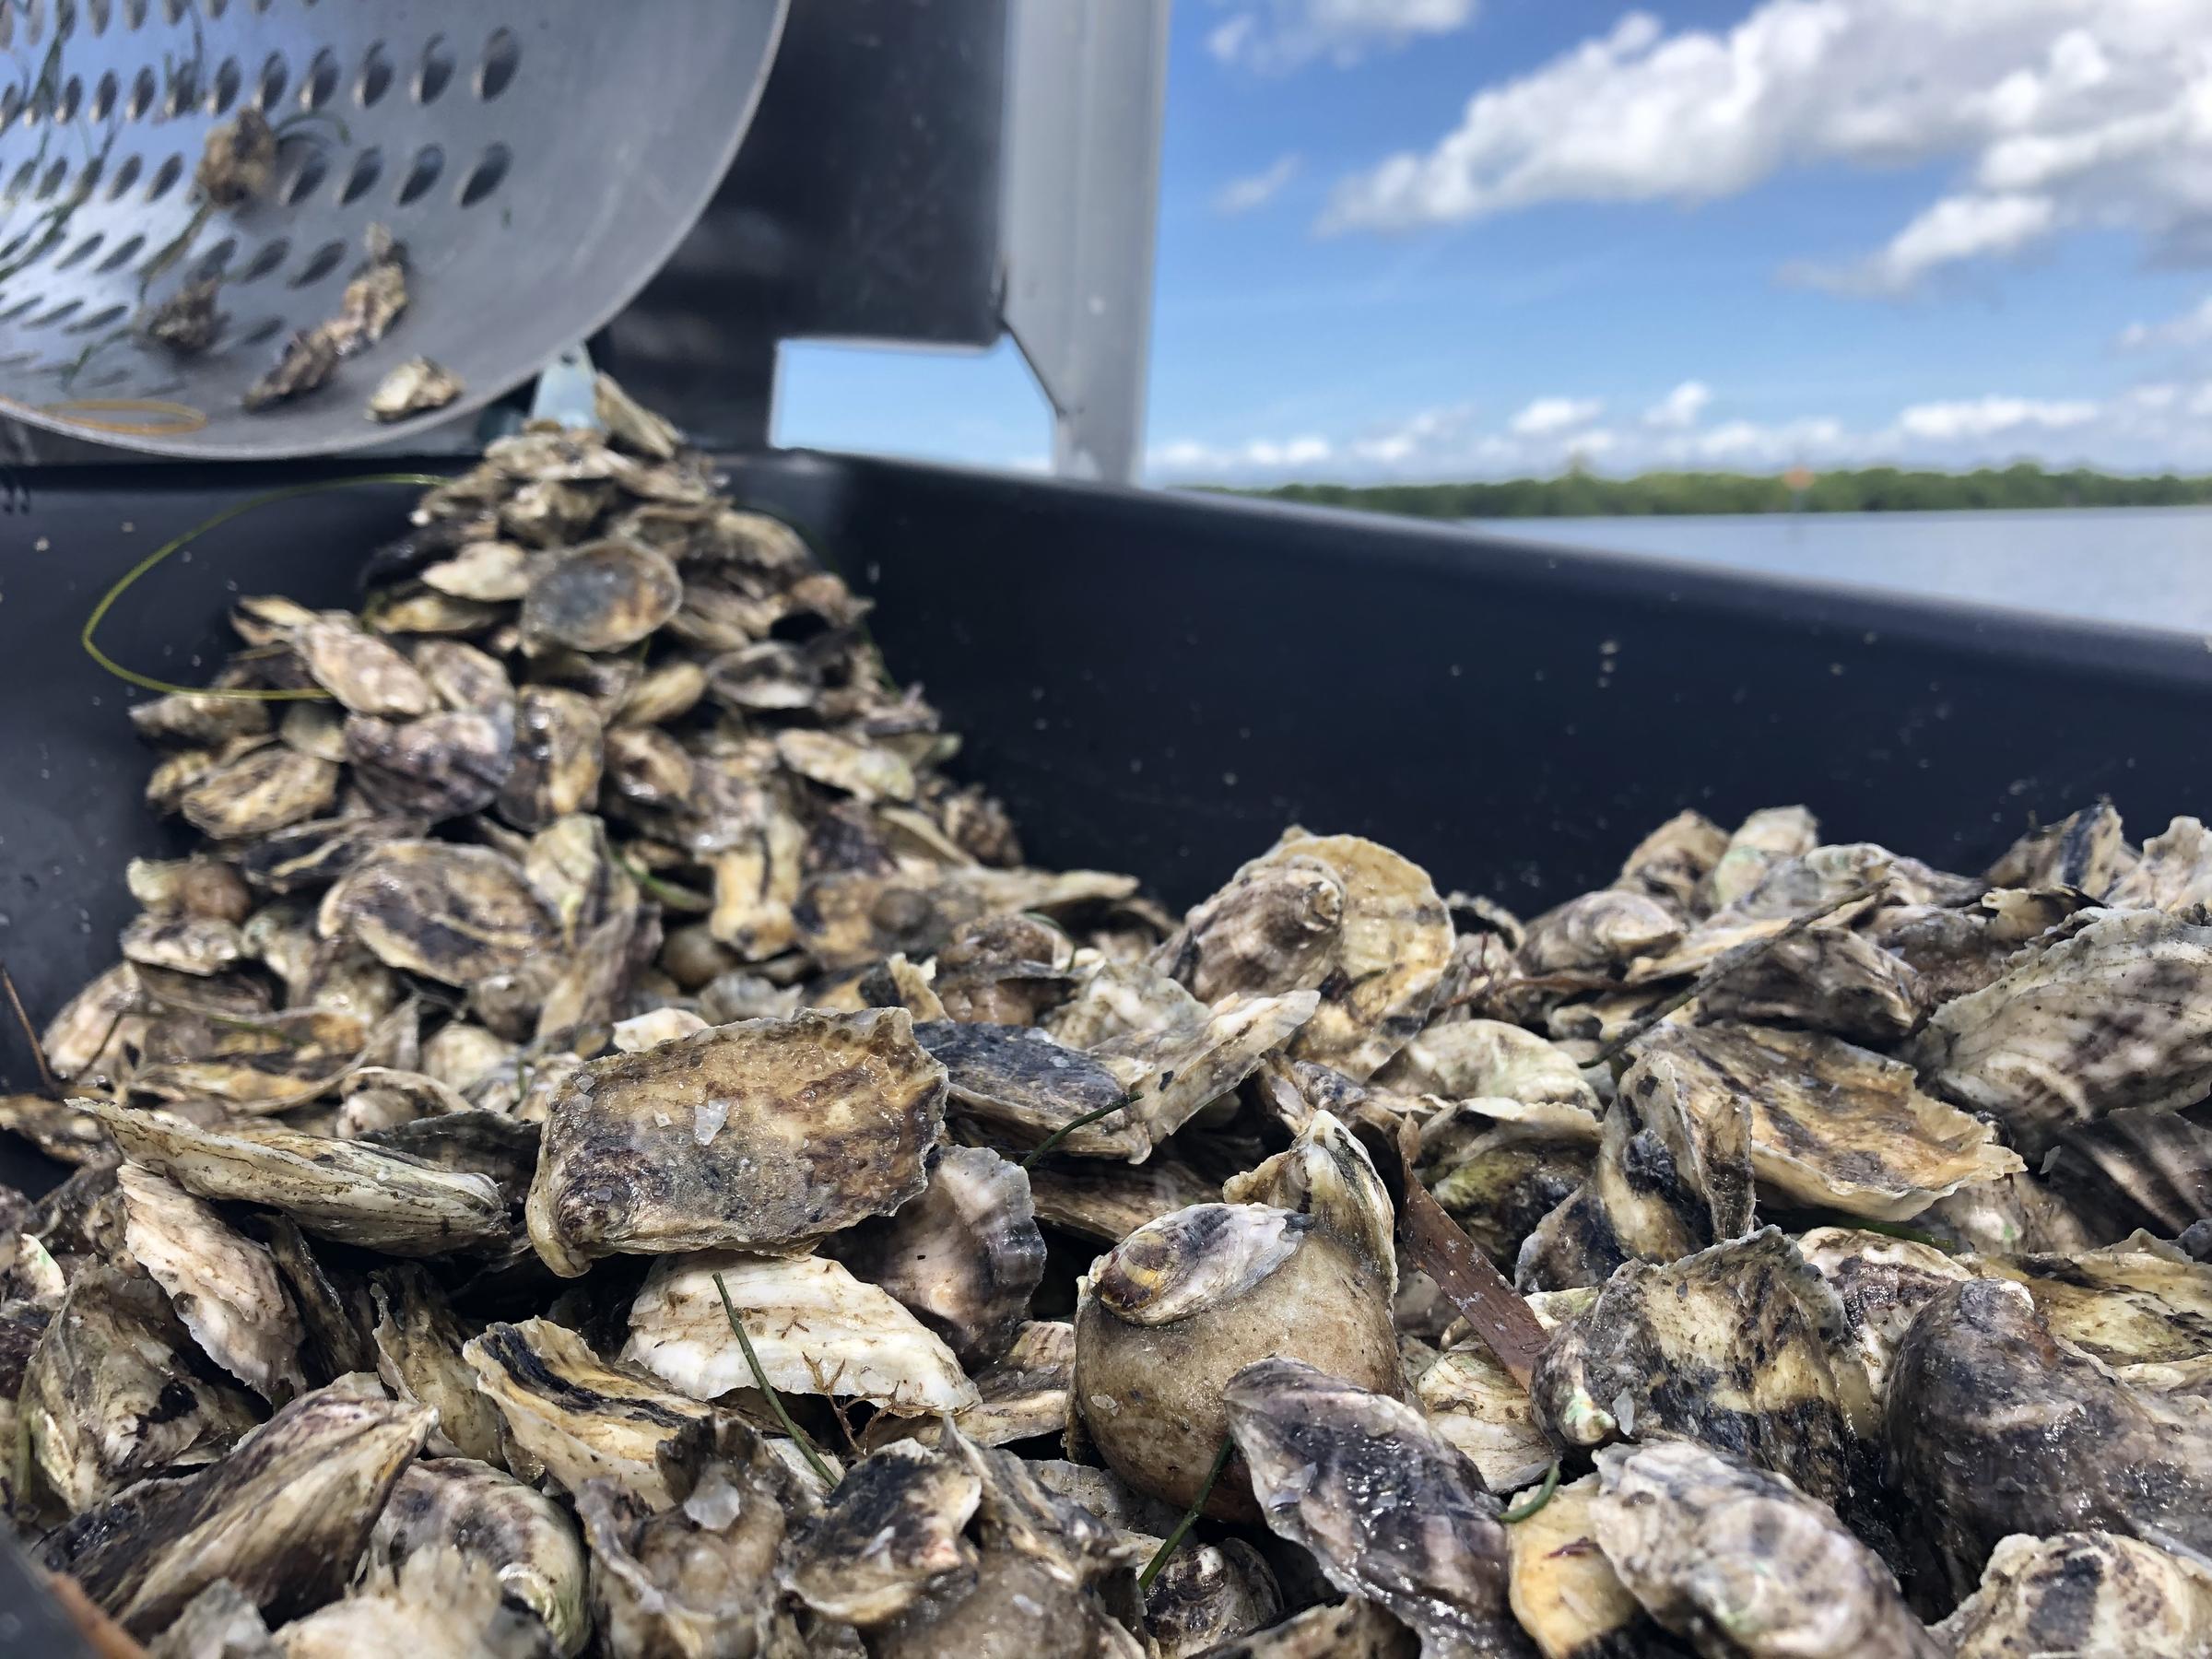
[5,397,2211,1659]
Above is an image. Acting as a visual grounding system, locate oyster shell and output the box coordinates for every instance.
[1632,1022,2021,1220]
[1374,1017,1598,1112]
[1885,1277,2212,1601]
[1156,831,1451,1080]
[267,1551,560,1658]
[464,1318,723,1508]
[935,912,1079,1025]
[1520,889,1683,977]
[1197,1600,1419,1658]
[1023,1154,1221,1243]
[1589,1440,1936,1657]
[1145,1539,1282,1659]
[321,841,555,986]
[1415,1337,1556,1493]
[370,1265,507,1464]
[1418,1098,1601,1267]
[526,1007,947,1276]
[1615,808,1729,917]
[916,1019,1146,1159]
[118,1163,305,1401]
[2041,1107,2212,1240]
[1985,800,2128,892]
[783,1440,984,1627]
[367,1458,589,1655]
[369,357,465,421]
[830,1144,1046,1366]
[623,1249,979,1417]
[181,747,341,840]
[522,541,684,653]
[866,1319,1077,1451]
[1225,1357,1523,1658]
[346,710,515,820]
[1503,1473,1660,1659]
[21,1263,262,1511]
[2105,814,2212,911]
[1705,805,1820,910]
[1688,924,1928,1043]
[42,1385,435,1637]
[1912,907,2212,1156]
[498,687,605,832]
[1531,1229,1875,1517]
[1938,1532,2212,1659]
[1795,1226,1975,1400]
[295,619,436,717]
[146,1581,280,1659]
[92,1102,509,1257]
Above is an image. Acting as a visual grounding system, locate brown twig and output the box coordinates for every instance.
[0,959,61,1100]
[1394,1117,1549,1393]
[1592,877,1888,1066]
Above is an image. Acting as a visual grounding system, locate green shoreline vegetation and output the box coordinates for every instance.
[1210,463,2212,519]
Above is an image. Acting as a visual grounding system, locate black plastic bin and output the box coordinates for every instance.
[2,451,2209,1643]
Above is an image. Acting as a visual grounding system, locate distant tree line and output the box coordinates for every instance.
[1207,463,2212,519]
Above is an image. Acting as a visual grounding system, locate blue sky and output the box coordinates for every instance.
[778,0,2212,483]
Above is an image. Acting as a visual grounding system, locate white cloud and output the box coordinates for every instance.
[1208,0,1479,73]
[1150,434,1336,475]
[1796,192,2060,295]
[1319,1,2212,293]
[1643,381,1713,429]
[1894,395,2100,441]
[2120,294,2212,349]
[1509,395,1603,436]
[1216,155,1302,216]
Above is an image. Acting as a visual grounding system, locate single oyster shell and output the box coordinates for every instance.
[21,1264,262,1511]
[1689,924,1928,1043]
[1863,886,2093,1004]
[623,1249,979,1417]
[464,1318,722,1508]
[616,657,709,725]
[233,814,429,895]
[521,541,684,652]
[1795,1226,1975,1400]
[1156,831,1451,1080]
[265,1550,559,1658]
[182,747,340,840]
[1938,1532,2212,1659]
[1374,1018,1598,1112]
[1633,1022,2022,1221]
[279,700,350,760]
[43,961,144,1081]
[346,710,516,821]
[1515,1047,1755,1292]
[1091,989,1321,1149]
[1532,1229,1876,1518]
[1615,808,1729,918]
[1504,1472,1658,1659]
[1985,801,2129,892]
[370,1265,507,1465]
[1911,907,2212,1157]
[497,687,605,832]
[830,1145,1046,1366]
[367,1458,589,1656]
[1724,841,1982,920]
[1704,805,1820,911]
[2106,815,2212,911]
[122,912,245,976]
[1520,889,1683,976]
[419,541,531,602]
[935,912,1079,1025]
[916,1020,1147,1159]
[2041,1107,2212,1241]
[128,856,253,922]
[1886,1277,2212,1601]
[526,1007,946,1276]
[129,1006,381,1112]
[797,865,1139,970]
[1225,1357,1522,1658]
[132,685,271,746]
[1416,1338,1556,1494]
[575,1421,814,1658]
[118,1163,305,1402]
[41,1385,434,1638]
[866,1320,1077,1452]
[320,841,556,987]
[1590,1441,1936,1658]
[777,727,918,802]
[603,724,697,808]
[368,356,465,421]
[336,1065,473,1139]
[1924,1169,2094,1257]
[1145,1538,1282,1659]
[92,1102,509,1257]
[1024,1154,1220,1244]
[783,1441,984,1627]
[261,1217,377,1385]
[1417,1098,1601,1267]
[1970,1237,2212,1383]
[295,618,436,716]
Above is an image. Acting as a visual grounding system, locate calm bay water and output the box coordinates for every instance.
[1470,505,2212,637]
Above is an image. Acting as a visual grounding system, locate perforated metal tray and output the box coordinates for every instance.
[0,0,783,457]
